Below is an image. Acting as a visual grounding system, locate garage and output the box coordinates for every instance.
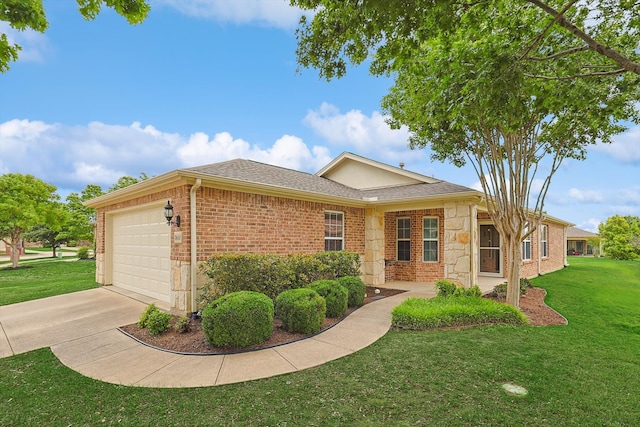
[110,204,171,302]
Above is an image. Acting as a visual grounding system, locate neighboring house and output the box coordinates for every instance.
[567,226,600,256]
[85,152,570,313]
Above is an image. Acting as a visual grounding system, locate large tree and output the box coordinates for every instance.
[0,0,150,72]
[0,173,61,267]
[599,215,640,260]
[292,0,640,307]
[65,184,104,245]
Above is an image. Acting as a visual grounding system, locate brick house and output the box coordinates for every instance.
[85,152,570,313]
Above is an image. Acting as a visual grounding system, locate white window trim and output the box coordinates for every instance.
[397,217,411,262]
[422,216,439,263]
[541,224,549,258]
[522,224,532,261]
[324,210,344,251]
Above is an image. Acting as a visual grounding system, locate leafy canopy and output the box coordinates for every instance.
[599,215,640,260]
[0,0,150,72]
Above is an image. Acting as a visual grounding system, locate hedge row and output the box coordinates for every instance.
[199,251,361,304]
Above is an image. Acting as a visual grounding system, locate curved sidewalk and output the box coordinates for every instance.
[51,290,429,388]
[0,286,435,388]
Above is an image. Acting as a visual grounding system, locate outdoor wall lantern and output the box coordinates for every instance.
[164,201,180,227]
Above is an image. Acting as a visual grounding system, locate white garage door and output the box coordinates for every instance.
[112,206,171,302]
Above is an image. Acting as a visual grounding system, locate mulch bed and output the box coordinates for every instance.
[120,286,566,355]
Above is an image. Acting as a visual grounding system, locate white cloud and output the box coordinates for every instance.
[592,125,640,163]
[177,132,331,171]
[0,119,331,193]
[0,21,51,64]
[576,218,602,233]
[568,188,605,203]
[154,0,306,29]
[302,102,419,167]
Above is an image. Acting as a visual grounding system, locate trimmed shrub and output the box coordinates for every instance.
[491,279,533,299]
[137,303,159,328]
[275,288,326,334]
[307,280,348,318]
[201,291,274,348]
[435,279,457,297]
[174,316,191,333]
[146,310,172,336]
[453,285,482,298]
[337,276,366,307]
[392,296,528,330]
[198,251,361,307]
[76,246,90,259]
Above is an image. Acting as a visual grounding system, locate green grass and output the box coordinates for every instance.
[1,257,639,426]
[392,295,528,329]
[0,260,98,305]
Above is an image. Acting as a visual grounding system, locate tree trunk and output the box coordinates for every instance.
[10,238,21,269]
[504,232,522,308]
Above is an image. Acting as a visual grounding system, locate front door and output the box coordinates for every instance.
[479,224,502,276]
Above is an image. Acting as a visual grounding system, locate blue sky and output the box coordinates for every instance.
[0,0,638,233]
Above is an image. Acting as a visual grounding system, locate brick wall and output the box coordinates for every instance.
[384,209,445,282]
[192,187,366,260]
[95,184,366,261]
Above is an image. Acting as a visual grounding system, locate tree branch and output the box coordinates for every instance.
[519,0,579,61]
[525,45,589,61]
[524,69,627,80]
[525,0,640,75]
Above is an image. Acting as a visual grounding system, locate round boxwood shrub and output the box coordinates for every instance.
[201,291,274,348]
[307,280,348,318]
[336,276,366,307]
[275,288,326,334]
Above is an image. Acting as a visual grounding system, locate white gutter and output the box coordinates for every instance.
[190,178,202,314]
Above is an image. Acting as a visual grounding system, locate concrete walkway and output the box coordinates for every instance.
[0,280,501,388]
[0,285,438,388]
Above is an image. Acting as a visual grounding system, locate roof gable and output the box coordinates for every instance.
[316,152,440,189]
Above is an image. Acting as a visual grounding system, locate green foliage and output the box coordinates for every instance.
[107,173,149,192]
[65,184,104,244]
[491,279,533,300]
[0,173,62,268]
[435,280,482,298]
[312,251,361,278]
[145,310,171,336]
[391,296,528,330]
[336,276,366,307]
[435,279,457,297]
[201,291,274,348]
[0,0,150,72]
[24,222,69,257]
[76,246,90,260]
[599,215,640,260]
[453,285,482,298]
[137,303,159,328]
[307,280,348,318]
[275,288,326,334]
[174,316,191,334]
[198,251,361,306]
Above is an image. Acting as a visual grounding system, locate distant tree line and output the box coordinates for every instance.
[0,172,148,268]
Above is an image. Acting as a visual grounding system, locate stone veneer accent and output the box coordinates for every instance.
[364,208,385,285]
[443,201,477,288]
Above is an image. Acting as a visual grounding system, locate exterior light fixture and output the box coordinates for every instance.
[164,201,180,227]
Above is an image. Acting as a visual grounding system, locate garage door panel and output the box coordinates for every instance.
[112,206,170,302]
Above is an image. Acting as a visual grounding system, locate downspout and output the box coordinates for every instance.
[190,178,202,315]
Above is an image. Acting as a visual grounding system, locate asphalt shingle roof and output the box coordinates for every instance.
[182,159,477,202]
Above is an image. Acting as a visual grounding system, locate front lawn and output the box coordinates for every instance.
[0,260,97,306]
[0,257,638,425]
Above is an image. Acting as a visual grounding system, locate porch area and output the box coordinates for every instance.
[379,275,503,295]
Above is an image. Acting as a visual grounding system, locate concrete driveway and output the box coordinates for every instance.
[0,288,146,357]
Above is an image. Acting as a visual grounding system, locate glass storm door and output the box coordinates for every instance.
[479,224,502,275]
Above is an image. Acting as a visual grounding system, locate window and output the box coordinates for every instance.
[324,211,344,251]
[541,224,548,258]
[522,225,532,261]
[397,217,411,261]
[423,217,439,262]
